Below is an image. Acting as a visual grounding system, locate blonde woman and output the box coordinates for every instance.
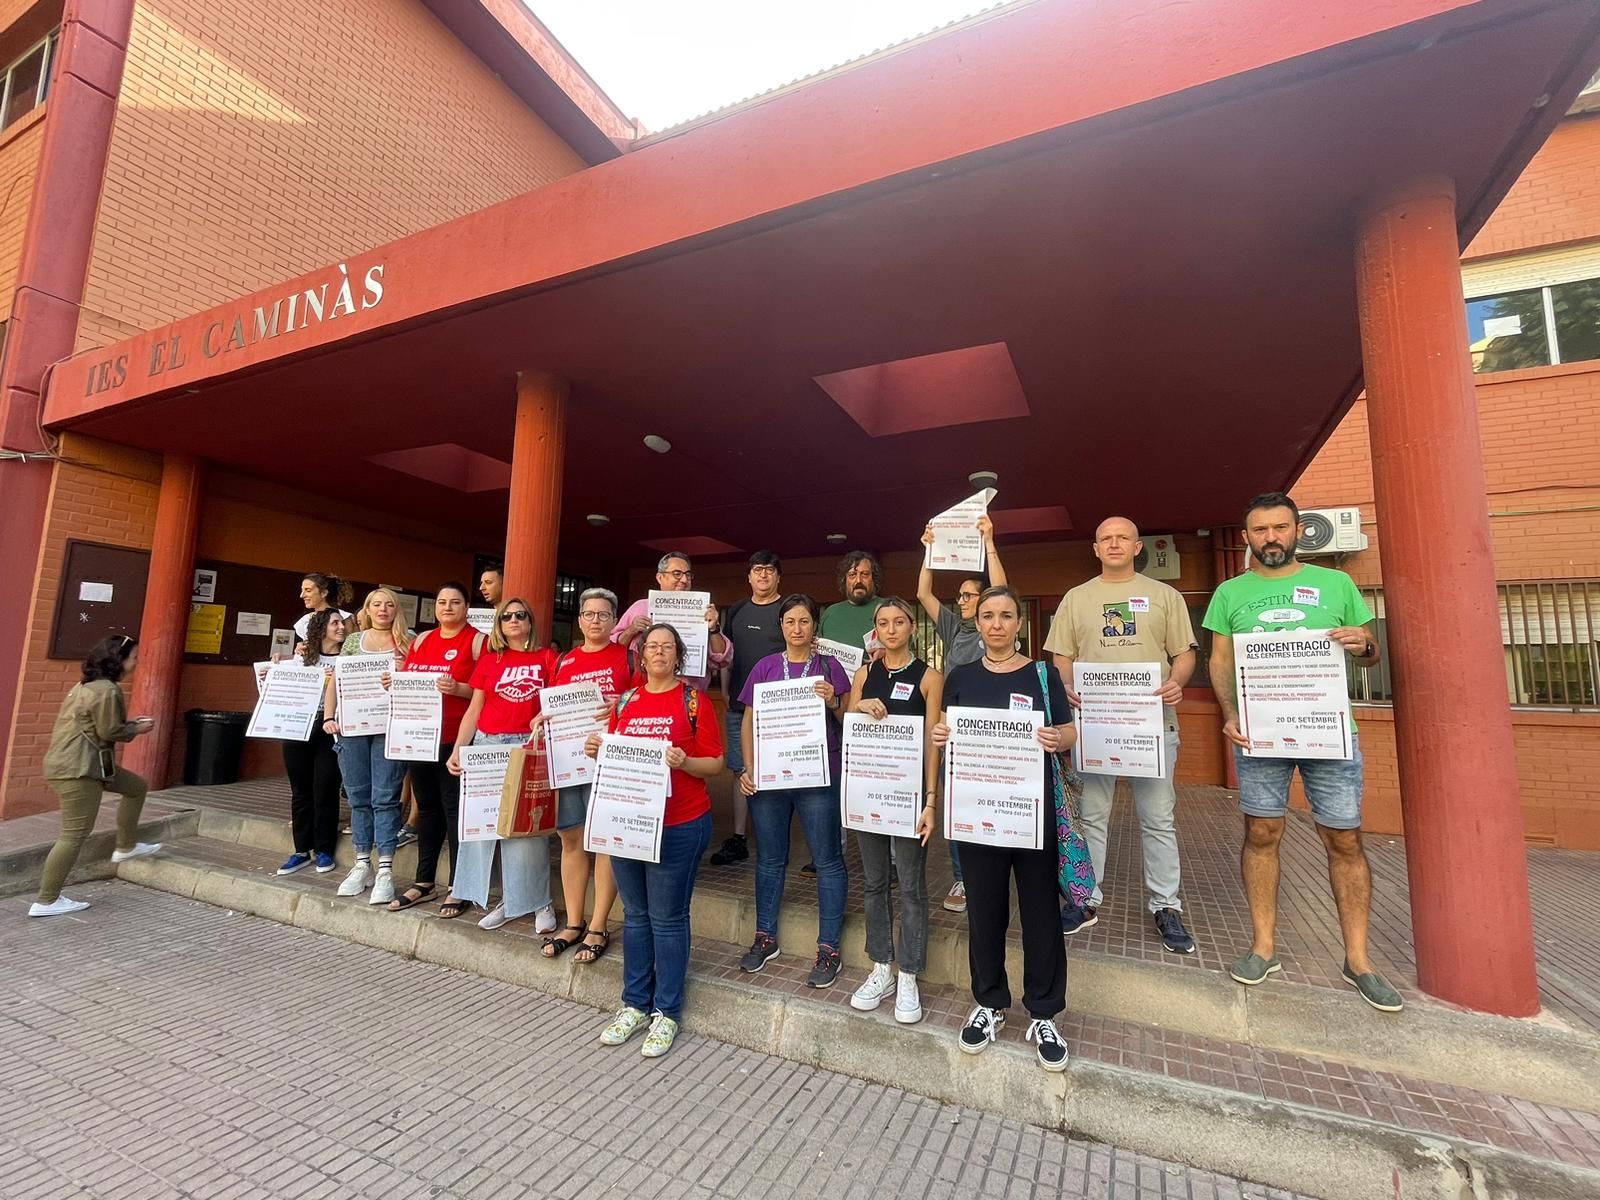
[324,586,412,905]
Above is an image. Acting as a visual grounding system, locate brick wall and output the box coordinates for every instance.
[74,0,587,349]
[1467,115,1600,259]
[0,109,41,320]
[3,435,161,817]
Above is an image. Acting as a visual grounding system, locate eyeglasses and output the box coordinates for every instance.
[500,610,530,623]
[750,566,777,575]
[957,591,981,601]
[661,569,694,582]
[577,610,613,622]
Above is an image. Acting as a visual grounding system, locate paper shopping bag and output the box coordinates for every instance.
[498,740,557,838]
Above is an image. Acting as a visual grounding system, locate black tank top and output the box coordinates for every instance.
[860,657,929,717]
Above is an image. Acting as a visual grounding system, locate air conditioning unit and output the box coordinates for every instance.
[1297,506,1368,556]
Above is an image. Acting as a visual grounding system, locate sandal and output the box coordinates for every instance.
[437,897,471,920]
[574,929,611,964]
[386,883,436,912]
[541,923,586,959]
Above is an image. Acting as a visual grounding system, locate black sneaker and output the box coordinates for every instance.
[1060,904,1098,935]
[800,861,817,876]
[959,1005,1005,1054]
[738,933,780,973]
[1026,1018,1069,1072]
[709,834,748,866]
[806,945,842,989]
[1154,908,1195,954]
[395,825,419,848]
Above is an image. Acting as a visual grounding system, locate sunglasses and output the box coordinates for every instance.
[500,610,530,623]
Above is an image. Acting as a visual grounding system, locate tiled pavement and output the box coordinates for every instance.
[92,831,1600,1173]
[0,882,1318,1200]
[148,772,1600,1032]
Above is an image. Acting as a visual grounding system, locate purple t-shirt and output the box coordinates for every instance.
[737,651,852,775]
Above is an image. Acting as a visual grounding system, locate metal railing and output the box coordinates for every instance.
[1353,580,1599,710]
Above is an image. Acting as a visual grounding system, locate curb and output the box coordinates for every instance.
[117,850,1600,1200]
[0,808,200,898]
[192,805,1600,1113]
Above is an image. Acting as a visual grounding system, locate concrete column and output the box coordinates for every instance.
[1353,174,1538,1016]
[124,455,203,785]
[504,371,568,643]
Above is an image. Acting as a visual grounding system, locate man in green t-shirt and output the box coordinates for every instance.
[820,550,882,652]
[1204,491,1400,1013]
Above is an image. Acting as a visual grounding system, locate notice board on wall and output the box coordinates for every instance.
[50,541,151,661]
[182,560,437,667]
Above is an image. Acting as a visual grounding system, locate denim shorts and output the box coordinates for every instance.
[1233,734,1363,830]
[556,784,590,831]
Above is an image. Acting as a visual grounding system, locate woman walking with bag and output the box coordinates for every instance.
[386,582,483,912]
[326,587,412,906]
[587,623,724,1058]
[931,585,1079,1072]
[843,598,942,1024]
[443,597,559,928]
[30,635,161,917]
[272,609,347,875]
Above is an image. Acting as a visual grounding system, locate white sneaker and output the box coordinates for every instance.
[850,962,895,1011]
[29,896,90,917]
[894,972,923,1024]
[111,842,161,863]
[336,859,371,897]
[367,867,395,905]
[534,904,558,934]
[479,902,508,930]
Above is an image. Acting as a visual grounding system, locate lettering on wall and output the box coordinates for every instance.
[83,261,387,399]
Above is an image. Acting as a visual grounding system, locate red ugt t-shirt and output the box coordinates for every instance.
[608,682,724,825]
[469,647,558,736]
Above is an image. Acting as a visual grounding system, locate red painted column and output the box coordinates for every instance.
[1353,174,1538,1016]
[504,371,568,642]
[123,455,203,786]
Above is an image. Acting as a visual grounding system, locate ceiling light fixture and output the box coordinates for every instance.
[968,470,999,491]
[826,533,848,544]
[643,434,672,454]
[586,514,610,526]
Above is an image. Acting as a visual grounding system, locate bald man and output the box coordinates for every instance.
[1045,517,1198,954]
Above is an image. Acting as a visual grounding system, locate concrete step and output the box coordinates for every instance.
[0,805,200,897]
[115,837,1600,1200]
[194,804,1600,1116]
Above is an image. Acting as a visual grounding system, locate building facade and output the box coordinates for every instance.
[0,0,1593,864]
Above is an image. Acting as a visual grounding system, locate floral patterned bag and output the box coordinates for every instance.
[1035,662,1096,907]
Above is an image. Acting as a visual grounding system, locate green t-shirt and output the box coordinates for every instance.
[1203,563,1374,732]
[820,598,879,653]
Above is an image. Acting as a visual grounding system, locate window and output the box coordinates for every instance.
[0,30,57,132]
[1351,581,1598,709]
[1468,277,1600,373]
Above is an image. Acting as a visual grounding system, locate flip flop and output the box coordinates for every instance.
[437,897,471,920]
[386,884,436,912]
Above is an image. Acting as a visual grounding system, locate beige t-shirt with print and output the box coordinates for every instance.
[1043,573,1196,726]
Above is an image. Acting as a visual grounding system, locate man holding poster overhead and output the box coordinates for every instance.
[1046,516,1197,954]
[1205,492,1399,1013]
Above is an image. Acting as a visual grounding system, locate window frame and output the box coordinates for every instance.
[0,29,59,133]
[1466,276,1600,374]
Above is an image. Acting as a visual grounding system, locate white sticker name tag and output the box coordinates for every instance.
[1293,586,1321,607]
[1127,596,1150,613]
[1010,693,1034,712]
[891,681,915,702]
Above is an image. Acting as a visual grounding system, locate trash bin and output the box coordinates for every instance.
[183,709,250,786]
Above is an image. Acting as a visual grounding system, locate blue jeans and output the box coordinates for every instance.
[610,812,712,1020]
[336,734,405,857]
[1234,734,1364,830]
[749,785,846,948]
